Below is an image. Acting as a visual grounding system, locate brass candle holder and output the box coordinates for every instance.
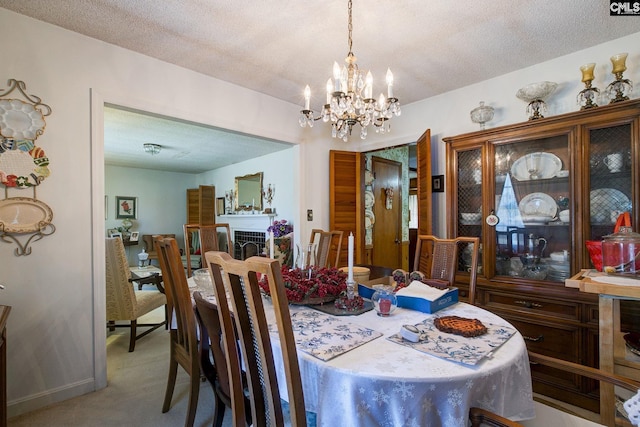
[605,53,633,104]
[577,63,599,110]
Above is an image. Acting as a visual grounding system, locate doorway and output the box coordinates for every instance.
[371,156,402,269]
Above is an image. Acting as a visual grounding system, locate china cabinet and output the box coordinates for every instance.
[444,99,640,412]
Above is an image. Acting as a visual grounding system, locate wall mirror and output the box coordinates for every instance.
[235,172,263,211]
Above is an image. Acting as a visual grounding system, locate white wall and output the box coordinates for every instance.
[105,165,197,264]
[3,5,640,418]
[0,8,308,417]
[198,146,299,235]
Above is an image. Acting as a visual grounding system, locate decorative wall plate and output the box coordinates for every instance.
[364,190,374,208]
[365,210,375,229]
[0,99,46,140]
[0,145,50,187]
[0,197,53,233]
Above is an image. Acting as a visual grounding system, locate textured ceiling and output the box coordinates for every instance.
[3,0,640,172]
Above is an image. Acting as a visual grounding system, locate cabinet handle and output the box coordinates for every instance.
[514,300,543,309]
[523,334,544,342]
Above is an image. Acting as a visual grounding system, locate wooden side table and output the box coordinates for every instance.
[568,271,640,426]
[0,305,11,427]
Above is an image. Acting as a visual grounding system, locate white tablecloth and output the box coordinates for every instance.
[267,301,535,427]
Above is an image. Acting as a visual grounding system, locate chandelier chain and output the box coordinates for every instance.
[347,0,353,56]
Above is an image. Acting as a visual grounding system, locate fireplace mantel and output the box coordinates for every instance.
[218,214,276,234]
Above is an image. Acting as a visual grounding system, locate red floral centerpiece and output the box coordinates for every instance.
[259,265,347,304]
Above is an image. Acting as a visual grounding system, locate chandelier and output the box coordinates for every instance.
[298,0,400,141]
[143,143,161,155]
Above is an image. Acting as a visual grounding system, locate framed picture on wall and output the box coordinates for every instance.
[130,231,139,242]
[116,196,137,219]
[432,175,444,193]
[217,197,225,216]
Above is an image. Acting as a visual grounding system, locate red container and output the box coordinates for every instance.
[586,240,603,272]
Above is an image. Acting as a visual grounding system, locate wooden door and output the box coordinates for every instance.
[187,185,215,225]
[329,150,363,266]
[198,185,215,225]
[416,129,432,237]
[372,157,402,269]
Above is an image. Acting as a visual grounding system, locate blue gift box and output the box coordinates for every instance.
[358,278,459,314]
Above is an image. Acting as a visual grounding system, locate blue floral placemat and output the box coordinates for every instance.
[387,317,516,365]
[270,309,382,361]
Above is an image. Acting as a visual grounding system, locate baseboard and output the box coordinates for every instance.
[8,377,96,419]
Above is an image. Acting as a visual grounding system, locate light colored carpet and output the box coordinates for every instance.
[8,306,228,427]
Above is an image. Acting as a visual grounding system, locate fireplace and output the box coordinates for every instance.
[234,230,265,260]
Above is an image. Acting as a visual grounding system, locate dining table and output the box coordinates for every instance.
[189,278,535,427]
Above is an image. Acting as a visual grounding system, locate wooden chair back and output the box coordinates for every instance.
[204,251,307,427]
[413,235,480,305]
[155,236,201,426]
[309,229,343,268]
[528,351,640,426]
[194,291,251,427]
[468,407,523,427]
[184,223,233,276]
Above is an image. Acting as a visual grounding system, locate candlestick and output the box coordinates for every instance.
[269,231,275,260]
[348,232,354,281]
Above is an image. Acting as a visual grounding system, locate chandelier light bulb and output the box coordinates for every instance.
[386,69,394,98]
[365,72,373,99]
[303,85,311,110]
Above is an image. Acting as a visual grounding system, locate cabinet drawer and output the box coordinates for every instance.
[501,315,584,395]
[506,317,581,360]
[482,289,580,321]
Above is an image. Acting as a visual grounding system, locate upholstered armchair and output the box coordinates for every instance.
[141,233,175,266]
[265,232,293,267]
[105,237,167,352]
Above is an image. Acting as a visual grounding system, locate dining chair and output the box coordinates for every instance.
[193,291,252,427]
[309,229,343,268]
[184,224,233,277]
[528,351,640,426]
[468,407,523,427]
[413,235,480,305]
[204,251,307,427]
[105,237,167,352]
[155,236,200,427]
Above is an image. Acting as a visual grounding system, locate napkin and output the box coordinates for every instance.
[395,280,449,301]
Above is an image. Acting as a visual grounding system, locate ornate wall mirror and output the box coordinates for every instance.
[235,172,263,211]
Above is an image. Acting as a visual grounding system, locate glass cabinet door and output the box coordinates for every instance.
[588,123,633,260]
[492,134,570,282]
[456,148,483,273]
